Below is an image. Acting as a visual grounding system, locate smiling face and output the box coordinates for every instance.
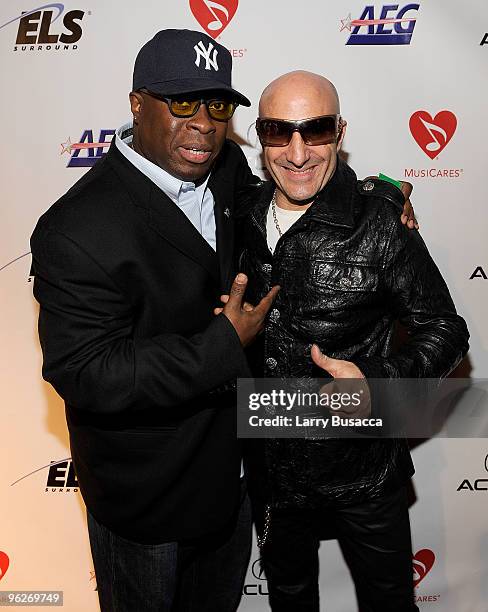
[259,71,346,209]
[129,91,229,182]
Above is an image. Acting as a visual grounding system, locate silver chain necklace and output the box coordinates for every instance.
[271,190,314,239]
[271,190,283,237]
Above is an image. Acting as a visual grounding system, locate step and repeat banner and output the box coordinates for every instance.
[1,1,487,610]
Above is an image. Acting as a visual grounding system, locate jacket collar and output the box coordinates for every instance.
[208,155,236,292]
[105,142,220,284]
[306,157,357,229]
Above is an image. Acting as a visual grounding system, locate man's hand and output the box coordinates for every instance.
[399,181,419,229]
[214,294,253,314]
[219,273,280,347]
[365,177,418,229]
[311,344,371,418]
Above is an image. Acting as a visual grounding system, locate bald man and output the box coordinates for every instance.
[233,72,469,611]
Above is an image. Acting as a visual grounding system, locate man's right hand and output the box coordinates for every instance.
[219,273,280,347]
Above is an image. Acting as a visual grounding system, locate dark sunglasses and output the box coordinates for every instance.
[256,114,343,146]
[141,90,238,122]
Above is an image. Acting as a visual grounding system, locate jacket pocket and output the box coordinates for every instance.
[310,261,379,292]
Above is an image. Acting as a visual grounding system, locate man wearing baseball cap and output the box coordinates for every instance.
[31,29,278,612]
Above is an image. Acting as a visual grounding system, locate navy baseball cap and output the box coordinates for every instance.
[133,29,251,107]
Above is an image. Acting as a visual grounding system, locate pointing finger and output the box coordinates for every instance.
[255,285,280,315]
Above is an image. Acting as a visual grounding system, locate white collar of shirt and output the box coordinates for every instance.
[114,121,210,206]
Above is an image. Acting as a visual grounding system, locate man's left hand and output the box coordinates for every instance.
[311,344,371,418]
[365,177,418,229]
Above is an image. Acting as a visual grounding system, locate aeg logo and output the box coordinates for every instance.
[341,4,420,45]
[61,129,115,167]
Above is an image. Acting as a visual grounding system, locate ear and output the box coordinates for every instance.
[336,118,347,151]
[129,91,143,124]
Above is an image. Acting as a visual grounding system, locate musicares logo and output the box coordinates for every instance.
[0,552,9,581]
[404,109,462,180]
[190,0,238,39]
[409,110,457,159]
[413,549,435,587]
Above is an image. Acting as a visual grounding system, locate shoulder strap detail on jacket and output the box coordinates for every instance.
[356,177,405,211]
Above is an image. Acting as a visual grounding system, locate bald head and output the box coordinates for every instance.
[257,71,346,210]
[259,71,340,119]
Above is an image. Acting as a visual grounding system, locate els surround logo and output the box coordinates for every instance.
[190,0,238,39]
[0,552,9,582]
[404,109,463,180]
[457,453,488,491]
[340,4,420,45]
[11,458,79,493]
[61,129,115,167]
[1,4,86,52]
[413,549,440,604]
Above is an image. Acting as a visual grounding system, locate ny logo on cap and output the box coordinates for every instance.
[194,40,219,71]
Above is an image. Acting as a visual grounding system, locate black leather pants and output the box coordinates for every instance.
[260,486,420,612]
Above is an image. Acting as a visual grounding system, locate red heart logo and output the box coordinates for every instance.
[190,0,239,39]
[409,110,457,160]
[0,552,9,582]
[413,549,435,587]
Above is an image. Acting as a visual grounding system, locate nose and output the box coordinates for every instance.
[186,103,216,134]
[286,131,310,167]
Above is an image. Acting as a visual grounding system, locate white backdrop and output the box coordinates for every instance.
[1,1,487,610]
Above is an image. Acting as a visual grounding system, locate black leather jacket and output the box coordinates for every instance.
[238,158,469,510]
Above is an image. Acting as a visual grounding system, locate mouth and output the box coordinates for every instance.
[179,146,213,164]
[281,166,317,180]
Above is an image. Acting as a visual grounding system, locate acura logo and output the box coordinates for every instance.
[251,558,266,581]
